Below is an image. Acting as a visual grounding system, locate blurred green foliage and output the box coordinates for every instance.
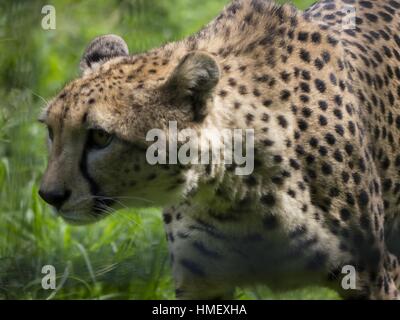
[0,0,338,299]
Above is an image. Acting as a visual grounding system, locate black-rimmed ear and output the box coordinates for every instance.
[80,34,129,75]
[163,51,220,121]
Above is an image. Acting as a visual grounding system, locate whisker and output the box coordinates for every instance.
[26,88,49,106]
[109,195,155,204]
[114,211,140,225]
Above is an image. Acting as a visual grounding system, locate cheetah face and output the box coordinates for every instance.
[39,121,185,225]
[38,35,220,225]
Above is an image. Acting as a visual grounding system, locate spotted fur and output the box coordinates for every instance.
[40,0,400,299]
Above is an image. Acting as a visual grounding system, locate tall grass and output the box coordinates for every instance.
[0,0,338,300]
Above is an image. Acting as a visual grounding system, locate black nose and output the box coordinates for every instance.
[39,188,71,210]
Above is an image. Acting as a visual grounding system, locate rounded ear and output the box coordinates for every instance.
[80,34,129,75]
[163,51,220,121]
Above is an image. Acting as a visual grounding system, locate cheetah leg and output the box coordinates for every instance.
[171,246,235,300]
[386,253,400,289]
[175,284,235,300]
[356,258,400,300]
[163,207,236,300]
[368,270,399,300]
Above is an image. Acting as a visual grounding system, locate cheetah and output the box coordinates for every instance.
[39,0,400,299]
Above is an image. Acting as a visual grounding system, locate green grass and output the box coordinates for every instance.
[0,0,339,300]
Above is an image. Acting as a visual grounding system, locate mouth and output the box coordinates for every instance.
[93,196,115,215]
[58,210,97,225]
[54,196,115,225]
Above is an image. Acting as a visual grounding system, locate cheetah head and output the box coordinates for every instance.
[39,35,220,225]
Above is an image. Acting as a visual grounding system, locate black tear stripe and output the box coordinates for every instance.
[79,139,114,215]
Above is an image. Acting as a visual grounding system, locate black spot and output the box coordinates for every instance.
[300,82,310,93]
[311,32,321,43]
[296,145,305,156]
[309,137,318,148]
[319,146,328,156]
[381,157,390,170]
[334,95,342,106]
[163,213,172,224]
[345,143,353,155]
[358,190,369,207]
[396,116,400,129]
[300,95,310,103]
[288,189,296,198]
[344,29,356,37]
[298,119,308,131]
[298,32,309,42]
[261,113,270,122]
[228,78,237,87]
[332,148,344,162]
[261,193,275,206]
[325,133,336,145]
[382,179,392,192]
[348,121,356,135]
[271,176,284,185]
[219,90,228,97]
[246,113,254,124]
[315,79,326,93]
[340,208,351,221]
[290,159,301,170]
[239,85,248,95]
[302,70,311,80]
[253,88,261,97]
[306,154,315,164]
[321,162,333,175]
[365,13,378,23]
[346,193,355,206]
[342,171,350,183]
[273,155,283,163]
[263,99,273,107]
[335,124,344,136]
[378,11,393,23]
[300,49,311,63]
[314,58,324,70]
[280,90,291,101]
[389,0,400,9]
[263,139,274,147]
[318,100,328,111]
[244,175,258,186]
[333,109,343,120]
[280,71,291,83]
[322,51,331,63]
[327,35,339,47]
[277,115,288,128]
[329,187,340,197]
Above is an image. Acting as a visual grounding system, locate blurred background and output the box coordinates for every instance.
[0,0,339,299]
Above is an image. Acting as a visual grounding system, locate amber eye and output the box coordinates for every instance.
[89,129,113,149]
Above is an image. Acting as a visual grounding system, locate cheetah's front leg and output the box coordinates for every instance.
[163,207,235,300]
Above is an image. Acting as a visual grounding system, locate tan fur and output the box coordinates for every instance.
[40,0,400,299]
